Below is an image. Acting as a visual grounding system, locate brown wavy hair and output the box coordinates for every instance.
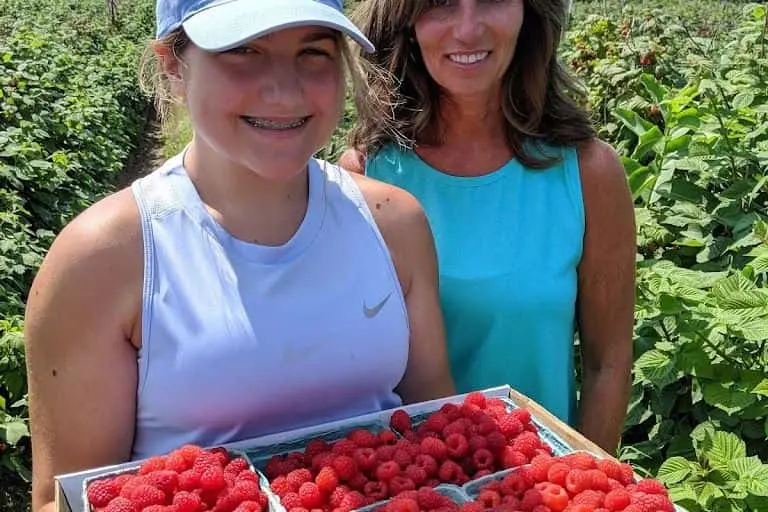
[347,0,597,168]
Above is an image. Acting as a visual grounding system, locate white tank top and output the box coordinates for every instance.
[129,151,409,460]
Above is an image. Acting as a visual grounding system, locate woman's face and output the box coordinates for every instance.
[168,26,345,181]
[413,0,524,104]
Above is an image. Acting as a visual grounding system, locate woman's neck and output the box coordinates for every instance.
[415,92,513,177]
[183,138,310,246]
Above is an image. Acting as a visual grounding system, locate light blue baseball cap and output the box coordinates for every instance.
[156,0,375,53]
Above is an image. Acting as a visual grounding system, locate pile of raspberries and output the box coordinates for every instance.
[459,451,676,512]
[85,445,269,512]
[263,392,558,511]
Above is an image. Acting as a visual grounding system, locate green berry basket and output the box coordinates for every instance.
[79,447,282,512]
[354,484,472,511]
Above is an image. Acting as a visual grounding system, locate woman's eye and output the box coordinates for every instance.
[430,0,453,6]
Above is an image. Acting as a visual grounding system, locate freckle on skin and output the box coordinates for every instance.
[375,203,381,210]
[52,369,57,377]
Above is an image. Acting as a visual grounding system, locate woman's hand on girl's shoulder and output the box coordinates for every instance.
[350,173,456,404]
[24,188,144,512]
[338,147,367,175]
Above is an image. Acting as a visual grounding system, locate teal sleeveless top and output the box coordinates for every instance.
[365,143,584,425]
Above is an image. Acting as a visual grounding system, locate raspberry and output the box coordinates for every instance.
[586,469,611,492]
[310,466,336,495]
[420,437,448,461]
[111,475,133,492]
[618,463,636,485]
[281,491,302,509]
[234,502,264,512]
[511,432,541,458]
[509,408,532,425]
[607,478,623,491]
[377,444,397,462]
[379,429,398,445]
[566,469,591,496]
[237,470,260,485]
[530,454,555,482]
[173,491,203,512]
[500,472,528,497]
[165,452,190,473]
[568,506,597,512]
[415,454,439,477]
[501,447,529,469]
[125,484,165,509]
[104,497,139,512]
[596,459,624,481]
[472,448,495,471]
[339,491,367,509]
[286,468,313,491]
[573,489,605,508]
[376,460,401,481]
[565,452,598,471]
[390,410,413,433]
[269,475,292,497]
[332,439,358,457]
[636,478,668,495]
[547,463,571,487]
[394,448,414,469]
[485,431,508,454]
[459,503,485,512]
[540,483,569,512]
[353,447,378,472]
[231,480,263,503]
[210,447,231,465]
[437,460,466,485]
[476,417,499,436]
[348,428,379,448]
[225,458,251,476]
[200,466,226,492]
[498,416,524,439]
[177,470,200,491]
[405,464,428,486]
[440,403,463,421]
[347,472,369,492]
[329,485,350,507]
[298,482,323,508]
[86,478,119,508]
[445,433,470,459]
[424,412,451,434]
[148,470,179,496]
[604,488,631,511]
[193,453,223,477]
[389,475,416,495]
[468,435,489,453]
[464,391,488,409]
[520,488,544,510]
[364,480,389,501]
[176,445,205,465]
[443,420,469,438]
[478,489,502,508]
[632,493,675,512]
[138,456,167,475]
[309,452,334,474]
[383,497,420,512]
[140,506,165,512]
[331,455,358,481]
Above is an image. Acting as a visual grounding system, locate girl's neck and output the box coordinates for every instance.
[183,138,310,247]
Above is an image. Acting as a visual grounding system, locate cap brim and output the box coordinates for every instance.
[182,0,375,53]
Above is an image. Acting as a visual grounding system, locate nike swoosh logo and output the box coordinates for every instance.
[364,292,392,318]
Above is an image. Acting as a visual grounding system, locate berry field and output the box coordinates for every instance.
[1,0,767,511]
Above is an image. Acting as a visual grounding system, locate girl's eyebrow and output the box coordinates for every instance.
[300,30,338,44]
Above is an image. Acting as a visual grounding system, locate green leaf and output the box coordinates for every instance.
[706,431,747,470]
[732,91,755,109]
[0,420,29,445]
[657,456,695,485]
[731,457,768,497]
[752,380,768,398]
[613,107,656,137]
[703,382,756,415]
[635,349,677,387]
[632,126,665,160]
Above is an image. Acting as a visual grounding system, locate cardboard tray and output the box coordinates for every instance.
[54,385,687,512]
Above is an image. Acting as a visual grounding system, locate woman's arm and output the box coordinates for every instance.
[575,139,637,455]
[352,174,456,404]
[24,190,143,512]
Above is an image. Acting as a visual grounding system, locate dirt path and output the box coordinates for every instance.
[116,106,164,188]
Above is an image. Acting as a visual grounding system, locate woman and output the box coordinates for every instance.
[340,0,636,454]
[24,1,455,510]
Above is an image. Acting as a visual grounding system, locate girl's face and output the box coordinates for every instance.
[169,26,345,181]
[414,0,524,104]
